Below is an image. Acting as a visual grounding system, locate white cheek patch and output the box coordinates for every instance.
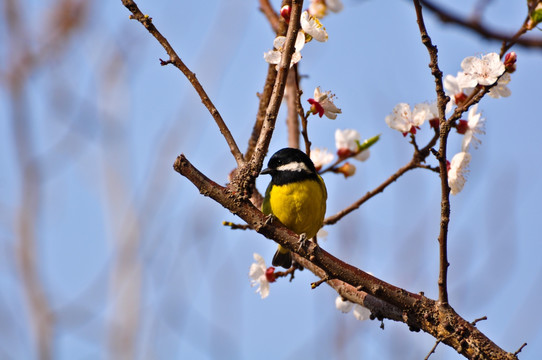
[276,161,311,172]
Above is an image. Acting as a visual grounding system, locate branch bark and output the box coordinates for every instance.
[413,0,451,306]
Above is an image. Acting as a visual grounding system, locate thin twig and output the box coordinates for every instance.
[471,316,488,325]
[274,265,297,282]
[222,221,251,230]
[514,343,528,356]
[413,0,451,306]
[294,68,312,156]
[424,340,441,360]
[311,275,331,289]
[121,0,245,167]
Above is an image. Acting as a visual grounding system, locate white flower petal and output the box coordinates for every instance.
[310,148,334,169]
[488,73,511,99]
[300,11,328,42]
[265,33,305,69]
[335,129,360,152]
[294,31,306,52]
[352,304,371,321]
[312,87,341,119]
[461,105,485,151]
[354,149,370,162]
[313,86,326,102]
[249,253,271,299]
[257,280,270,299]
[273,36,286,50]
[335,296,354,313]
[263,50,281,65]
[444,73,461,95]
[448,152,471,195]
[385,103,412,133]
[412,103,431,127]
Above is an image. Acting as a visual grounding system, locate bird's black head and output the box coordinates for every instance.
[261,148,318,185]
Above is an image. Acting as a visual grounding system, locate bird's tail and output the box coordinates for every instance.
[272,245,292,268]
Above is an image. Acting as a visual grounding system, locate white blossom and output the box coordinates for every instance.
[385,103,428,136]
[460,52,505,88]
[448,152,471,195]
[488,72,512,99]
[444,72,474,96]
[300,11,328,42]
[310,148,334,170]
[335,296,370,321]
[309,87,342,119]
[353,304,371,321]
[249,253,272,299]
[461,104,485,152]
[335,129,370,161]
[335,296,354,313]
[264,32,306,69]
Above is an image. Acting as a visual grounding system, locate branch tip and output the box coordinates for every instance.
[514,343,527,356]
[160,58,172,66]
[311,276,330,289]
[471,316,487,326]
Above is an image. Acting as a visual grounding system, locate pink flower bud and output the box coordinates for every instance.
[456,120,468,134]
[280,5,291,23]
[265,267,276,283]
[504,52,517,73]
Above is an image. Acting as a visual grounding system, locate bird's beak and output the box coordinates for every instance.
[261,167,272,175]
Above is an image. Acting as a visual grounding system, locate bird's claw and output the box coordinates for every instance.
[297,233,308,251]
[264,214,276,226]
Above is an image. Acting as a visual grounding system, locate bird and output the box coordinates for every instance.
[261,148,327,268]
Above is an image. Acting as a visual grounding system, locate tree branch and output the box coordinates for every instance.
[173,153,519,360]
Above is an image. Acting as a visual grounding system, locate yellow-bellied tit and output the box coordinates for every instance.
[261,148,327,268]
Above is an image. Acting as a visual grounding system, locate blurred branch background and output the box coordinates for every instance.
[1,0,541,359]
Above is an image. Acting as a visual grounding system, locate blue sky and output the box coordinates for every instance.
[1,0,541,359]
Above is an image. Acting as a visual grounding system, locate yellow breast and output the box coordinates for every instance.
[262,177,327,239]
